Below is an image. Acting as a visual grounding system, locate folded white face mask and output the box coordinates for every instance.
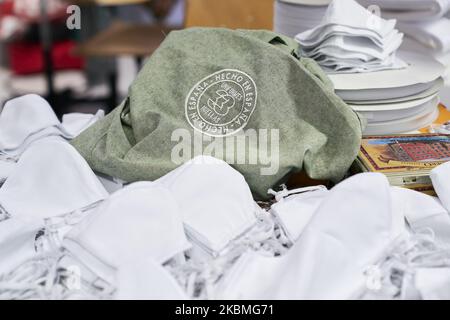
[415,268,450,300]
[269,186,329,243]
[63,182,191,284]
[0,94,103,159]
[61,111,105,138]
[0,159,15,185]
[0,218,42,276]
[391,187,450,245]
[115,259,187,300]
[358,0,450,22]
[0,94,60,152]
[296,0,405,73]
[431,161,450,213]
[156,156,258,256]
[305,32,403,61]
[296,0,397,44]
[314,53,407,73]
[215,173,403,300]
[399,18,450,53]
[0,137,108,222]
[298,25,388,49]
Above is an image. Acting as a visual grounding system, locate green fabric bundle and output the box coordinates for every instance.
[72,28,363,200]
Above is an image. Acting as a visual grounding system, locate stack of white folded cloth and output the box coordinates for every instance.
[295,0,406,73]
[358,0,450,22]
[329,52,445,135]
[274,0,331,38]
[0,94,104,182]
[357,0,450,106]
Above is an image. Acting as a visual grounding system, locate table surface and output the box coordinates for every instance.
[74,22,177,57]
[70,0,150,5]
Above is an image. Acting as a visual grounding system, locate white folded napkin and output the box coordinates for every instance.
[0,94,104,160]
[358,0,450,22]
[399,18,450,53]
[296,0,405,73]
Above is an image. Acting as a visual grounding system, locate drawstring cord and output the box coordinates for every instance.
[268,184,327,202]
[0,204,10,222]
[0,250,116,300]
[166,207,292,300]
[0,200,106,299]
[35,200,103,253]
[363,229,450,299]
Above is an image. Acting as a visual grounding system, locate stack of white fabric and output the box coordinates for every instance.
[357,0,450,106]
[2,96,450,299]
[0,94,104,183]
[273,0,331,38]
[329,52,445,135]
[295,0,406,73]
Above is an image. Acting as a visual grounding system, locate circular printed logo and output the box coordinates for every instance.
[185,69,257,137]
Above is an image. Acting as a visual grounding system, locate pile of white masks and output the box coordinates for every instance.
[1,150,450,299]
[296,0,405,73]
[1,96,450,300]
[0,94,103,183]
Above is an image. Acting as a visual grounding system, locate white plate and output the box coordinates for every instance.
[349,93,439,112]
[355,96,439,123]
[363,102,440,135]
[344,77,444,104]
[278,0,331,6]
[329,52,445,97]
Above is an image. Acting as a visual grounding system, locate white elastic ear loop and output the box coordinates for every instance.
[166,207,291,300]
[0,204,10,222]
[268,185,327,202]
[0,252,116,300]
[363,230,450,300]
[37,200,104,253]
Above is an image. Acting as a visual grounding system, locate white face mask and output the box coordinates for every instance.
[0,218,42,276]
[391,186,450,245]
[0,138,108,222]
[296,0,397,46]
[60,111,104,138]
[269,186,328,243]
[0,159,15,185]
[63,182,191,284]
[415,268,450,300]
[156,156,258,256]
[431,161,450,214]
[115,258,187,300]
[214,173,402,300]
[0,94,60,152]
[0,94,103,159]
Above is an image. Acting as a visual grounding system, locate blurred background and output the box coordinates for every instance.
[0,0,274,116]
[0,0,448,117]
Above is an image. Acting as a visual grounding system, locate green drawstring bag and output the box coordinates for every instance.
[71,27,363,200]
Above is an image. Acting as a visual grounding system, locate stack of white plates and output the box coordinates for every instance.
[329,52,446,135]
[274,0,330,38]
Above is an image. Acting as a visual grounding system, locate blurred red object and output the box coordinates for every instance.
[13,0,68,22]
[9,40,85,75]
[0,1,15,16]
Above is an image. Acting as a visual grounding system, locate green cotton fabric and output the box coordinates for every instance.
[71,27,363,200]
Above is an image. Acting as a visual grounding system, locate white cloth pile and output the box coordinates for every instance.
[295,0,406,73]
[358,0,450,22]
[328,52,445,135]
[2,96,450,300]
[274,0,330,38]
[358,0,450,106]
[0,94,104,183]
